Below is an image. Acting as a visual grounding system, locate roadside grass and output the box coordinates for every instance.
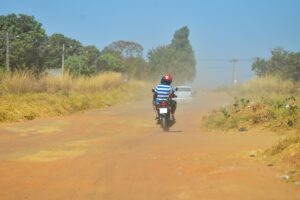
[0,71,124,94]
[235,76,297,97]
[263,133,300,183]
[201,76,300,183]
[0,71,145,122]
[202,95,300,131]
[202,76,300,132]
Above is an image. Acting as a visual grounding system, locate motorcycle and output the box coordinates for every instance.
[152,88,177,132]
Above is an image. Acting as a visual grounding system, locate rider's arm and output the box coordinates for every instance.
[171,87,177,98]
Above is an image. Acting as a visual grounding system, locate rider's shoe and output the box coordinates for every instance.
[155,116,160,124]
[171,115,176,124]
[156,119,160,124]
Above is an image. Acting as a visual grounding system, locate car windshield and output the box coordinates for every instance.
[177,87,191,92]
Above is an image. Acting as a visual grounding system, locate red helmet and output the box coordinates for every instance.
[161,74,173,85]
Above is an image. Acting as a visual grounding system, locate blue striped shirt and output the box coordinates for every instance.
[155,84,174,103]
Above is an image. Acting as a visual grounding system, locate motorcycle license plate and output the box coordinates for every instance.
[159,108,168,114]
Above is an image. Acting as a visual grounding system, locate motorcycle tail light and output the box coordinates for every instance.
[160,101,169,107]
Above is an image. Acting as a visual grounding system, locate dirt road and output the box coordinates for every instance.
[0,92,299,200]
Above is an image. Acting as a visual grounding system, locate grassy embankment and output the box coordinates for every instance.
[0,72,145,122]
[201,76,300,183]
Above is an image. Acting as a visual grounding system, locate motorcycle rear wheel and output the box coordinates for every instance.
[161,116,169,132]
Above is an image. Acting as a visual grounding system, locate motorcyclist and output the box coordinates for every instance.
[152,74,177,123]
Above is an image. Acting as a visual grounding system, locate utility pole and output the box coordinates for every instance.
[79,50,82,75]
[5,32,10,72]
[61,43,65,77]
[230,59,238,87]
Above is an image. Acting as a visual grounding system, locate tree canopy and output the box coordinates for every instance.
[148,26,196,84]
[252,48,300,81]
[102,40,143,58]
[0,13,197,82]
[101,40,146,78]
[98,53,123,72]
[0,14,47,73]
[45,33,83,69]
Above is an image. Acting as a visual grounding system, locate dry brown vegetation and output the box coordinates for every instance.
[0,72,143,122]
[0,71,124,94]
[203,76,300,131]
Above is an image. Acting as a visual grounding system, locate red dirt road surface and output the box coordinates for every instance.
[0,92,299,200]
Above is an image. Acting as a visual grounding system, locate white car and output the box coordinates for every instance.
[174,86,193,103]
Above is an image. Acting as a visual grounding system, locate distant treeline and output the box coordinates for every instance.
[0,14,196,83]
[252,48,300,82]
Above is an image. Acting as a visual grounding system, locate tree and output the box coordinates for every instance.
[101,40,147,78]
[45,34,101,76]
[148,26,196,83]
[123,57,148,79]
[98,53,123,72]
[148,45,174,78]
[45,33,83,69]
[252,58,269,77]
[285,52,300,81]
[171,26,190,50]
[102,40,143,58]
[0,14,47,73]
[252,48,300,81]
[65,55,95,76]
[82,45,100,71]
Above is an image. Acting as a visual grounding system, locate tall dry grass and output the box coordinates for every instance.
[236,76,298,97]
[0,71,123,95]
[0,71,143,122]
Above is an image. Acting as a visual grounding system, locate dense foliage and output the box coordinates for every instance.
[148,26,196,84]
[0,14,47,73]
[102,40,143,58]
[45,33,84,70]
[252,48,300,82]
[0,14,196,83]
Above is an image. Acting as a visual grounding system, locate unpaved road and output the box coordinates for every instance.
[0,92,299,200]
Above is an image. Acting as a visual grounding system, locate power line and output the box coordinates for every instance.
[197,66,235,69]
[196,58,256,62]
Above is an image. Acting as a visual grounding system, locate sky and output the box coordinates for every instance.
[1,0,300,88]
